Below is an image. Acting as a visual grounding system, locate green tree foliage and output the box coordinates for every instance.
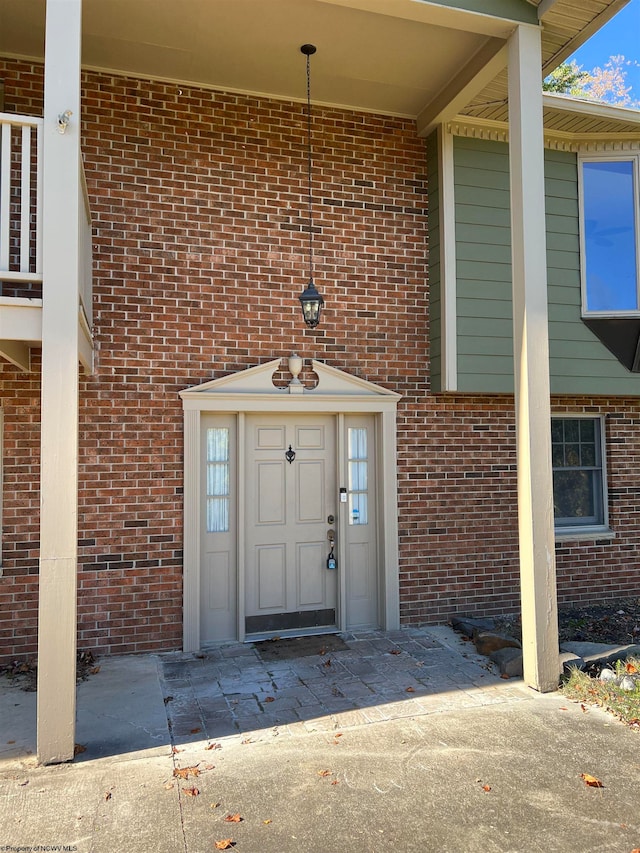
[543,60,589,95]
[544,55,640,108]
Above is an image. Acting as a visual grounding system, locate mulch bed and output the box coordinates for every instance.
[496,597,640,646]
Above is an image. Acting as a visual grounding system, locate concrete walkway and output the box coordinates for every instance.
[1,626,639,853]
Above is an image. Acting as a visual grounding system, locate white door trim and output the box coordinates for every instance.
[180,357,401,651]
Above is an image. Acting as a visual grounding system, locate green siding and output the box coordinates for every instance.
[426,132,441,391]
[452,136,640,396]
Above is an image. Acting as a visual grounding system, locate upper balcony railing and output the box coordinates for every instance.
[0,111,93,329]
[0,112,43,298]
[79,159,93,329]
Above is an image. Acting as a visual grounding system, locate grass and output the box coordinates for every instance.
[562,656,640,730]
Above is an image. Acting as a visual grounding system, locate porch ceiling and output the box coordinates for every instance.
[0,0,631,122]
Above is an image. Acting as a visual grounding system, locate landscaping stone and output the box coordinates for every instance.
[560,641,640,668]
[599,668,616,683]
[474,631,522,656]
[619,675,637,692]
[450,616,495,638]
[489,647,523,677]
[559,651,585,673]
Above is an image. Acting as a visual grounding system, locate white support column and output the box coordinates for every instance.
[508,25,559,693]
[37,0,82,764]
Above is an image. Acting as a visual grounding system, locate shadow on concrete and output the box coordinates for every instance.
[159,627,532,747]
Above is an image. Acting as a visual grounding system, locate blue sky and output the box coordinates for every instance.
[568,0,640,102]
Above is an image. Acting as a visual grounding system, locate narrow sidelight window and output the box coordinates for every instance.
[348,427,368,525]
[206,427,230,533]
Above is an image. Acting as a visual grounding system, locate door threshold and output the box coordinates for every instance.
[244,625,340,644]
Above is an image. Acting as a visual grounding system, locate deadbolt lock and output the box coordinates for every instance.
[327,514,335,524]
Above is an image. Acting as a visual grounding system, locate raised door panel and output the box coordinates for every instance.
[257,544,287,610]
[256,461,286,525]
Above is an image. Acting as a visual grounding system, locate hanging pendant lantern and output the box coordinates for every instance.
[298,44,324,329]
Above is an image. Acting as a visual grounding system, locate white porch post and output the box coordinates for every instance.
[507,24,560,693]
[37,0,82,763]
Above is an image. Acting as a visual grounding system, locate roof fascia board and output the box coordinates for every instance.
[543,92,640,123]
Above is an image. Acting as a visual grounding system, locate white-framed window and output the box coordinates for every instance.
[551,415,607,532]
[579,153,640,316]
[205,426,230,533]
[347,427,369,526]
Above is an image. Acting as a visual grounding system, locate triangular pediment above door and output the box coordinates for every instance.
[179,358,401,411]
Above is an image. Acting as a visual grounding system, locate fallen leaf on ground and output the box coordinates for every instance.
[264,696,275,703]
[581,704,588,713]
[171,746,183,754]
[500,674,510,680]
[18,780,29,787]
[224,813,242,823]
[405,686,415,693]
[90,666,101,674]
[389,649,401,656]
[334,733,343,738]
[182,786,200,797]
[241,738,253,745]
[482,785,491,792]
[205,764,215,771]
[104,792,112,801]
[323,659,332,667]
[164,696,174,704]
[263,819,272,824]
[318,770,332,777]
[205,743,222,750]
[164,782,175,790]
[6,740,15,744]
[559,707,568,711]
[173,765,200,779]
[318,648,326,655]
[580,773,603,788]
[626,662,638,674]
[210,802,221,809]
[190,727,201,734]
[331,780,339,786]
[214,841,234,850]
[74,744,86,755]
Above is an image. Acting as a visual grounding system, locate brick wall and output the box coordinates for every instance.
[0,58,638,664]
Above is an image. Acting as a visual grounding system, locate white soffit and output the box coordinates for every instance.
[450,95,640,146]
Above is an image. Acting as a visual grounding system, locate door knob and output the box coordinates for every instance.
[327,528,335,543]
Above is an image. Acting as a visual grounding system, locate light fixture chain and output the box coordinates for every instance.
[306,51,314,280]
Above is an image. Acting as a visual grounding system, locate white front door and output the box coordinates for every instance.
[244,414,337,636]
